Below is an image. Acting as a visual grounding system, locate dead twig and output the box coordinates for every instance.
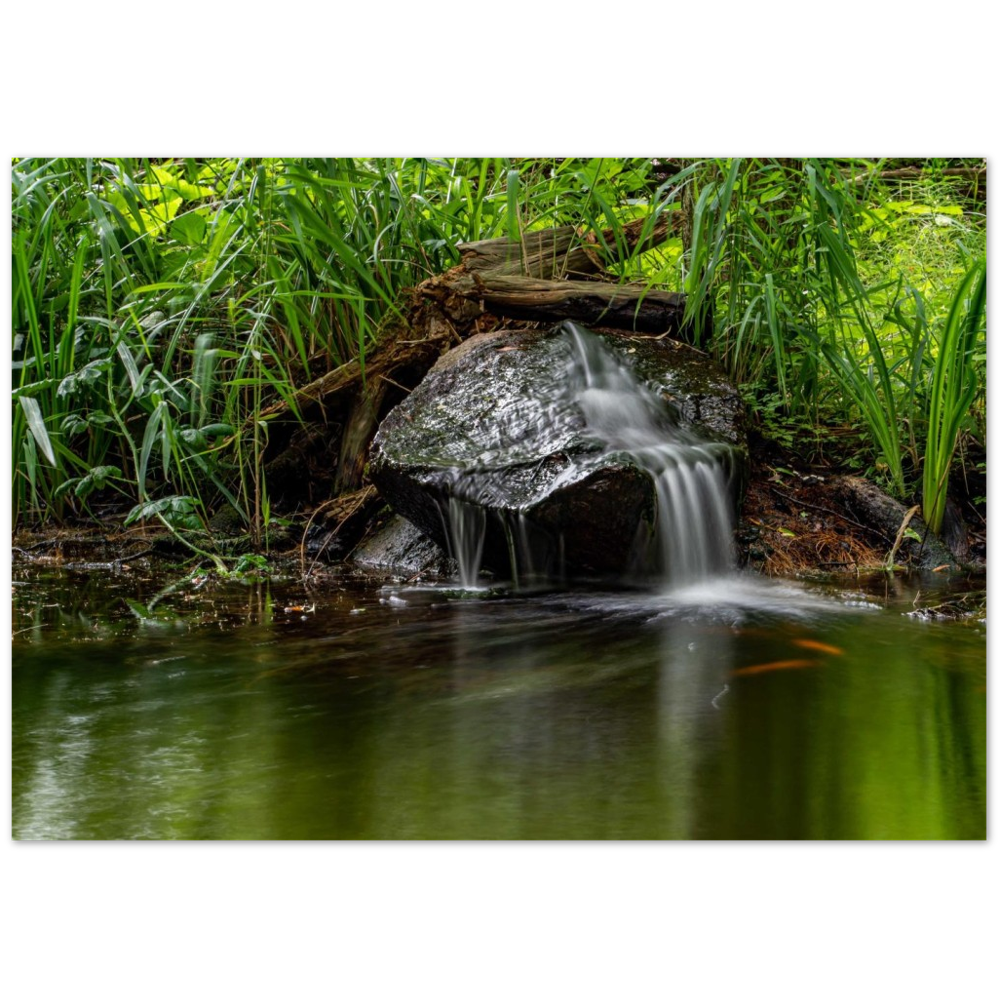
[885,505,920,569]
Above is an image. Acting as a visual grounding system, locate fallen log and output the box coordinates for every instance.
[459,227,602,278]
[458,211,685,279]
[261,217,695,505]
[261,212,684,422]
[829,476,958,569]
[442,272,689,334]
[334,380,389,494]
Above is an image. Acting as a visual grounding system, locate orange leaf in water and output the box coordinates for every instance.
[732,659,819,677]
[792,639,843,656]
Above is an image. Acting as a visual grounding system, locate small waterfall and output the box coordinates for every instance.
[441,500,554,590]
[501,510,563,590]
[434,323,736,590]
[439,497,487,589]
[564,323,735,587]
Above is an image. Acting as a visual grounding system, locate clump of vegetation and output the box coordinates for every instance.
[11,157,986,549]
[680,159,985,514]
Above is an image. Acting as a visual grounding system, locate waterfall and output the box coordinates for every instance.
[435,323,736,589]
[564,323,735,586]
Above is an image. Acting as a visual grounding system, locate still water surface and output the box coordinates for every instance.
[12,568,986,839]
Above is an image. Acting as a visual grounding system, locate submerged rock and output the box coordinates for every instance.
[369,322,747,581]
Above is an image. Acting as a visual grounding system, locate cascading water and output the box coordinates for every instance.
[438,497,559,590]
[440,496,487,589]
[435,323,737,590]
[562,323,736,587]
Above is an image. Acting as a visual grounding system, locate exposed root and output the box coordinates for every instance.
[299,485,379,580]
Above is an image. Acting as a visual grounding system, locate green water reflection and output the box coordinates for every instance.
[12,569,986,839]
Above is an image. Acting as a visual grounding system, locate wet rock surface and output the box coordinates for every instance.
[350,515,454,577]
[369,322,747,578]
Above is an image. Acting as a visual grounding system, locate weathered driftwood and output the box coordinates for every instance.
[445,273,688,334]
[458,211,685,279]
[829,475,957,569]
[459,227,602,278]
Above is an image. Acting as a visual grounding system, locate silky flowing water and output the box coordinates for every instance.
[563,323,736,584]
[12,567,985,840]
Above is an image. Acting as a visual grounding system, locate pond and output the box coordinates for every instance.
[11,564,986,840]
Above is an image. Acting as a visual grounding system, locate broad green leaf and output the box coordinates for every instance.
[200,423,233,437]
[54,478,80,500]
[75,465,121,498]
[174,178,215,201]
[18,396,56,465]
[58,358,112,396]
[149,197,183,225]
[124,494,200,528]
[178,428,207,448]
[170,212,207,247]
[61,414,89,436]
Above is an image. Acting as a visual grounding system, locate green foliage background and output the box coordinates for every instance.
[11,157,986,541]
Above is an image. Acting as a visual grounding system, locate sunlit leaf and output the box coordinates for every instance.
[149,165,179,187]
[174,178,215,201]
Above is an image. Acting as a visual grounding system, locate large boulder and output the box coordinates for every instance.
[368,322,747,580]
